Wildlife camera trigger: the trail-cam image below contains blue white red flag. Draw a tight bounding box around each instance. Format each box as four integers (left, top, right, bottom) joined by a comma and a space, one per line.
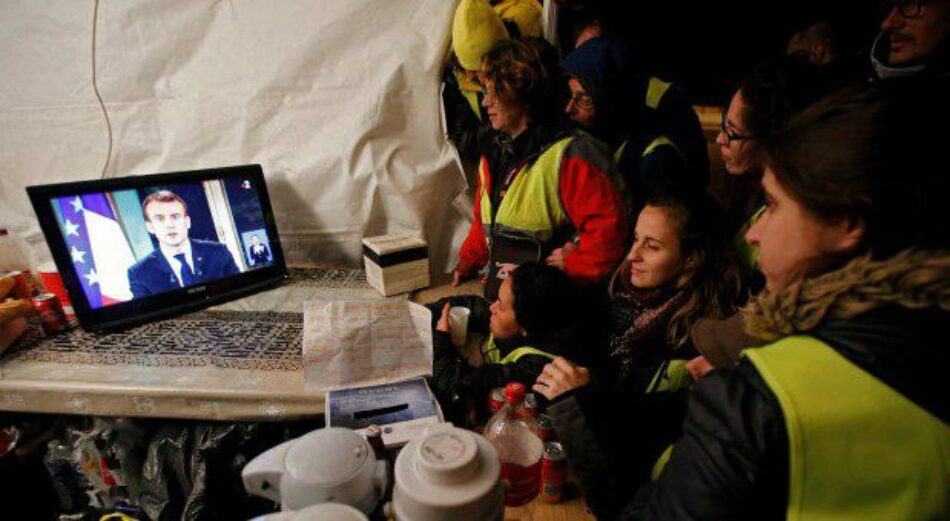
55, 194, 136, 308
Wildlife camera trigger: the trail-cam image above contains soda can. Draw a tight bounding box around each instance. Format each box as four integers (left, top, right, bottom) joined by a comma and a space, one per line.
488, 387, 505, 412
33, 293, 68, 335
9, 270, 37, 299
540, 441, 566, 504
365, 424, 386, 460
536, 414, 555, 442
523, 393, 539, 418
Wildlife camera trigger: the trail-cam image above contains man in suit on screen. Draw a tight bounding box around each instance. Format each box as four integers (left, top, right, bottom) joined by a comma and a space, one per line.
127, 190, 239, 299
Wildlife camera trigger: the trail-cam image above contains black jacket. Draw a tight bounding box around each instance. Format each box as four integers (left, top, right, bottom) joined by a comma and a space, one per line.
625, 303, 947, 520
428, 293, 607, 426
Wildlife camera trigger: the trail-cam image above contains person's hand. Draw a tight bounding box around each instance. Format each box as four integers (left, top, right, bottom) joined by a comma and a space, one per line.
545, 241, 577, 270
436, 303, 451, 332
686, 356, 715, 382
533, 357, 590, 401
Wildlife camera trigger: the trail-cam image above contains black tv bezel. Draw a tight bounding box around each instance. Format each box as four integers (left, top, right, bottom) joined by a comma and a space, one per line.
27, 164, 288, 332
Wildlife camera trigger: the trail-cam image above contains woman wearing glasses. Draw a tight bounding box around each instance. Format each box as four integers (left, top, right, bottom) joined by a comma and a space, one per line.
454, 38, 629, 302
691, 57, 845, 371
561, 37, 709, 212
716, 57, 837, 287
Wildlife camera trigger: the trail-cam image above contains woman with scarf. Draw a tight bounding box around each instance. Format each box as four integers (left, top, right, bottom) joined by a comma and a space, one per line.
560, 79, 949, 520
530, 187, 742, 518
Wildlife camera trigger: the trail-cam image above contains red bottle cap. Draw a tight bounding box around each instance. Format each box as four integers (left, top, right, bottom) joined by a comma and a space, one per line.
504, 382, 526, 405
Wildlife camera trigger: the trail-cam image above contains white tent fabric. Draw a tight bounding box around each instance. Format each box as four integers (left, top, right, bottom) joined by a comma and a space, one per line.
0, 0, 468, 272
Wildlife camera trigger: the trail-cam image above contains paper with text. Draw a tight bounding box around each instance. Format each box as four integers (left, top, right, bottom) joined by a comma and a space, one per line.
303, 299, 433, 390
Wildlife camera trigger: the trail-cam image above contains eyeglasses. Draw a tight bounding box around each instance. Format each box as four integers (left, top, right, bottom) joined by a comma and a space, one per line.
567, 93, 594, 111
720, 110, 754, 145
880, 0, 929, 18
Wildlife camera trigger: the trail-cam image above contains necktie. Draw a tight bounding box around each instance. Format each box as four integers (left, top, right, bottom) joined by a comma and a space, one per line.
174, 253, 196, 286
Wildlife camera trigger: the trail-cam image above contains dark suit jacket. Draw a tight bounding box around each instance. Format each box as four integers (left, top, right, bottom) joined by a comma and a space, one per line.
249, 244, 270, 266
127, 239, 240, 299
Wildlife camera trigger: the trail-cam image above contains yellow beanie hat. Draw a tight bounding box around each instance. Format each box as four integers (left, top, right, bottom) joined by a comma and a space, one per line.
453, 0, 508, 71
492, 0, 543, 38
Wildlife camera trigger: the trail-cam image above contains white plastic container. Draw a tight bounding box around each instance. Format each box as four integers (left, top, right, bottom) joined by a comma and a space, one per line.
242, 427, 386, 514
392, 423, 504, 521
249, 503, 369, 521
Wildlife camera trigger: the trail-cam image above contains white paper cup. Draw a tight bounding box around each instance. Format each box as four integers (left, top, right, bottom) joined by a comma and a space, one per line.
448, 307, 471, 348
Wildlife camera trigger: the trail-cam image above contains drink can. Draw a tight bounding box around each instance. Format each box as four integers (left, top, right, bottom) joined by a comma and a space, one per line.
488, 387, 505, 412
540, 442, 566, 504
10, 270, 37, 299
33, 293, 68, 335
365, 424, 386, 459
523, 393, 539, 418
536, 414, 555, 442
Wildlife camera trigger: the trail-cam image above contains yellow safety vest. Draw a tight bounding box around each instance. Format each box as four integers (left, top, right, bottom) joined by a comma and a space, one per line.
613, 135, 683, 166
645, 77, 672, 110
481, 334, 558, 365
478, 135, 575, 298
745, 336, 950, 521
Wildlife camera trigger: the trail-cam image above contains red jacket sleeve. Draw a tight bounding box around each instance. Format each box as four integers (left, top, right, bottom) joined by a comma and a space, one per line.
456, 157, 490, 275
559, 138, 629, 284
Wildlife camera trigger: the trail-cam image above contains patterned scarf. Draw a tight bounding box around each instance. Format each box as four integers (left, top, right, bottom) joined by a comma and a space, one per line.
608, 284, 689, 378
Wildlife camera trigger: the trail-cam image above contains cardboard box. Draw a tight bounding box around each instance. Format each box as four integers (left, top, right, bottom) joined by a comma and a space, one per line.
362, 233, 429, 296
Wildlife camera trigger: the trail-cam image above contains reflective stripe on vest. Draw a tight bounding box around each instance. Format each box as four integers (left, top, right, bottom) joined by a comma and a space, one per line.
613, 135, 683, 165
646, 77, 672, 110
644, 359, 691, 394
481, 335, 558, 365
479, 136, 573, 242
745, 336, 950, 521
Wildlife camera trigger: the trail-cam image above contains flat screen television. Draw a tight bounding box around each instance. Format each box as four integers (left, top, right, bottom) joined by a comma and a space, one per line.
28, 164, 288, 331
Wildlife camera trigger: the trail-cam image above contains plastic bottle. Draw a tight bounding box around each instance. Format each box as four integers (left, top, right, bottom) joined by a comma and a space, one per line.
482, 382, 544, 507
43, 439, 90, 516
0, 227, 35, 272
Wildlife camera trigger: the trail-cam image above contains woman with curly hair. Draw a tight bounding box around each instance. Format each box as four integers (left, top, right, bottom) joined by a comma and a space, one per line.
453, 38, 629, 302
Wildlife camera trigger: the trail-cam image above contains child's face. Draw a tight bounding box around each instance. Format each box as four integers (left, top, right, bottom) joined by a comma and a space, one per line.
489, 277, 523, 340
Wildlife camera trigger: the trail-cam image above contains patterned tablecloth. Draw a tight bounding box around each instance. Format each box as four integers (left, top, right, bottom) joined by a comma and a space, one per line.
0, 267, 386, 420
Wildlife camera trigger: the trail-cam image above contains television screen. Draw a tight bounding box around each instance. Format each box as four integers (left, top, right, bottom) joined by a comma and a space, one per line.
28, 165, 287, 331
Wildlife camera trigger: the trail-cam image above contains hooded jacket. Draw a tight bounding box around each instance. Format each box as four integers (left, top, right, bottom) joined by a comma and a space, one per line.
623, 249, 950, 520
560, 37, 709, 204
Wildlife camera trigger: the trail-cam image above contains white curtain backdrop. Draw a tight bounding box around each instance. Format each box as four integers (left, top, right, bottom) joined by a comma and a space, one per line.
0, 0, 468, 272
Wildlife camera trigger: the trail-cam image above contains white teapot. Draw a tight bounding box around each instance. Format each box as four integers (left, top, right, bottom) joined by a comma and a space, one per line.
242, 427, 386, 514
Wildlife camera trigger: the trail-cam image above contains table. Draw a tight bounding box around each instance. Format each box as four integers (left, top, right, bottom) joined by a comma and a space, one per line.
0, 267, 381, 420
0, 267, 595, 519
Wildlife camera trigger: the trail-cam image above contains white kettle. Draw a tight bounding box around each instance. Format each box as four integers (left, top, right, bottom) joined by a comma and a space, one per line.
242, 427, 386, 514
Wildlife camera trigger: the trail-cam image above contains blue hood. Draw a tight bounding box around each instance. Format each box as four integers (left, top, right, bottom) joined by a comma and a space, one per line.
561, 37, 636, 120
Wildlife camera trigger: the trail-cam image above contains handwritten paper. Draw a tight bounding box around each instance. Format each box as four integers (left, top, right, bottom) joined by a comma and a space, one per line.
303, 299, 433, 390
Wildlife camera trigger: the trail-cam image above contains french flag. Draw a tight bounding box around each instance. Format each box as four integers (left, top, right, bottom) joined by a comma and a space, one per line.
56, 194, 136, 308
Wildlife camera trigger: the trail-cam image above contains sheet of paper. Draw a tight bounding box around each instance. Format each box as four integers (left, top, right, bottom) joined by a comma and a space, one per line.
303, 299, 433, 390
